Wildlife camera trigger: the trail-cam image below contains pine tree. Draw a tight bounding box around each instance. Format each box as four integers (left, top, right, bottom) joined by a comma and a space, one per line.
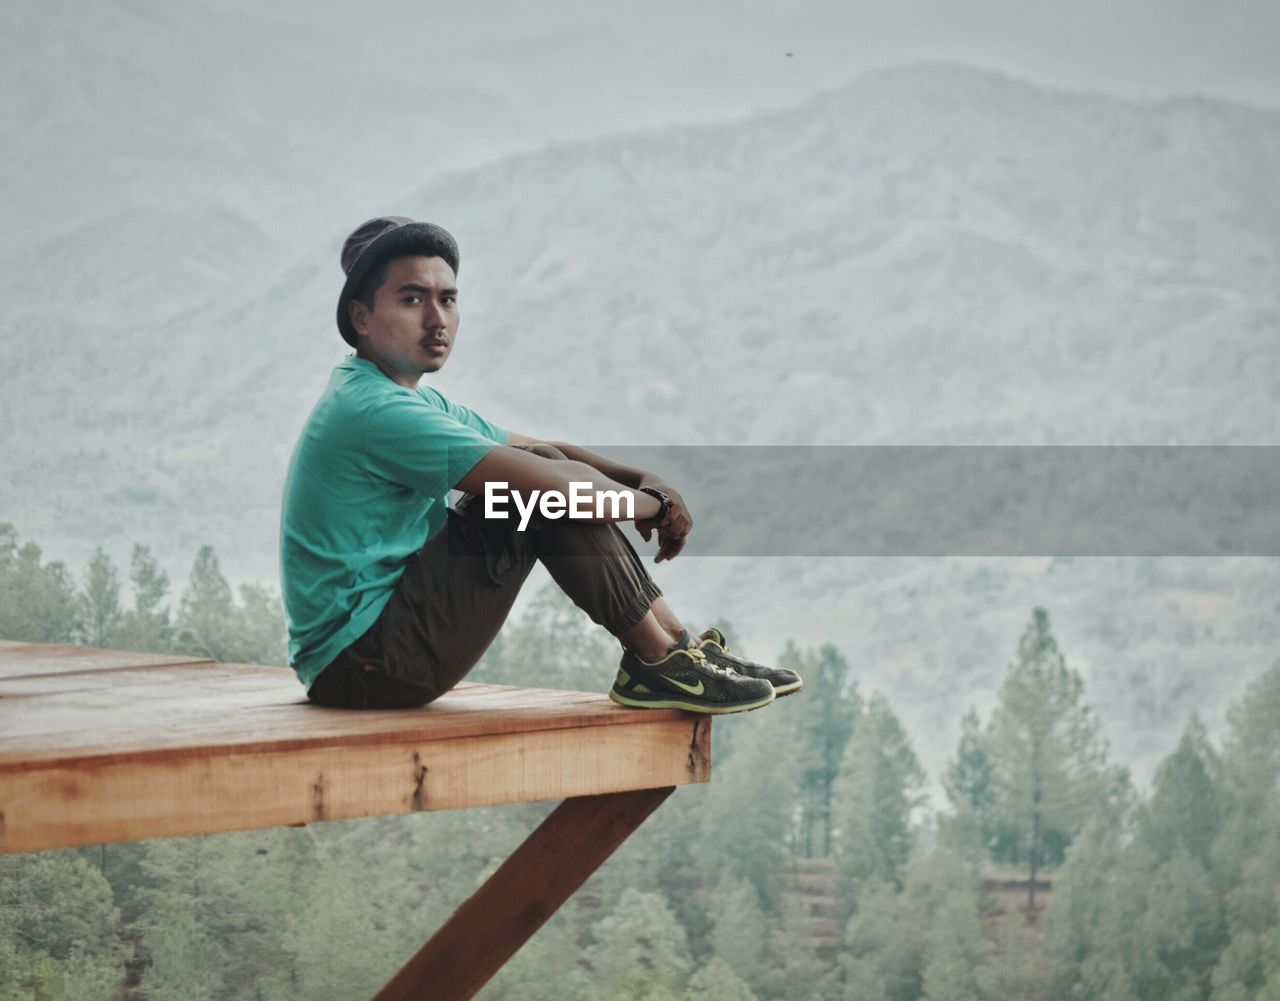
175, 545, 235, 659
841, 881, 917, 1001
1212, 662, 1280, 889
689, 957, 761, 1001
759, 896, 840, 1001
0, 850, 127, 999
171, 546, 287, 664
232, 582, 287, 665
1044, 817, 1127, 999
920, 889, 995, 1001
1208, 663, 1280, 1001
76, 547, 122, 646
135, 839, 233, 1001
788, 643, 861, 859
832, 693, 925, 895
111, 544, 173, 653
708, 876, 771, 990
576, 888, 693, 999
985, 607, 1110, 915
693, 696, 808, 907
943, 707, 999, 862
1140, 715, 1221, 866
0, 523, 79, 642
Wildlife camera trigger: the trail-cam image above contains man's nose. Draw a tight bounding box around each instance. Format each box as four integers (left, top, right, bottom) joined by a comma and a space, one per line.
423, 302, 447, 328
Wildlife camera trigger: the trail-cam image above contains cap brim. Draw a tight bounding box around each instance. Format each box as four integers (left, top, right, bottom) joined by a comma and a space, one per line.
336, 224, 459, 346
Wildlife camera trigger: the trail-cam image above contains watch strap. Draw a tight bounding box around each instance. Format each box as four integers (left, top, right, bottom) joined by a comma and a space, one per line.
638, 486, 672, 521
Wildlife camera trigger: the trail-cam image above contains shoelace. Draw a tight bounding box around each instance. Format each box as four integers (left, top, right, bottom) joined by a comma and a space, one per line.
705, 642, 762, 672
683, 647, 736, 679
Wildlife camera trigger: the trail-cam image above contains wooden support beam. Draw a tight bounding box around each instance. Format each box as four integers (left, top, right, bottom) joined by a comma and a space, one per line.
374, 787, 675, 1001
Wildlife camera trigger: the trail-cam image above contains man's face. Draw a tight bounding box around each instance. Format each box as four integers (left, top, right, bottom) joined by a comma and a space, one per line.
349, 255, 460, 387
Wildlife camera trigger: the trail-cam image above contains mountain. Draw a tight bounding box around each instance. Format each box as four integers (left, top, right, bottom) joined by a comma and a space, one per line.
3, 61, 1278, 798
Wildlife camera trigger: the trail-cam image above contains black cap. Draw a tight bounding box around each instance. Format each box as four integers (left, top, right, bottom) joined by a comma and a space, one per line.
335, 216, 460, 346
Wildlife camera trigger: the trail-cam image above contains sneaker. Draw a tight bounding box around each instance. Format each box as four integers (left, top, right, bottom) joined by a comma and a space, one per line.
695, 627, 804, 697
609, 645, 776, 714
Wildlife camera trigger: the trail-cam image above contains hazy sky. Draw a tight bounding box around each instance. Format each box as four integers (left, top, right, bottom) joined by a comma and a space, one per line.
242, 0, 1280, 108
5, 0, 1277, 263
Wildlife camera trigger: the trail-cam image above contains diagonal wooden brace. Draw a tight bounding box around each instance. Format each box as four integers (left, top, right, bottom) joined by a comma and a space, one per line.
373, 785, 676, 1001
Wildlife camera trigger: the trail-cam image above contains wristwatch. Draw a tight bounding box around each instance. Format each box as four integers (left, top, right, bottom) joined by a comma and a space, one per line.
638, 486, 672, 521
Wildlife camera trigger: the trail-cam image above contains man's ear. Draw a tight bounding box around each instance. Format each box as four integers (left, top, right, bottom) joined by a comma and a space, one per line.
348, 299, 369, 339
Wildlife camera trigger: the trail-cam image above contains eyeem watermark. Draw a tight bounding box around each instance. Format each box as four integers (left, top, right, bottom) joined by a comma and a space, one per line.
484, 481, 633, 531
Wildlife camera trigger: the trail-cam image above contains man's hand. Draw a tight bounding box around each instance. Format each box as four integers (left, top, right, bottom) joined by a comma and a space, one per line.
504, 434, 693, 559
636, 477, 692, 562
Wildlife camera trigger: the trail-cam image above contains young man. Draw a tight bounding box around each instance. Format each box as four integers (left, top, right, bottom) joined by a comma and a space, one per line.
279, 216, 802, 712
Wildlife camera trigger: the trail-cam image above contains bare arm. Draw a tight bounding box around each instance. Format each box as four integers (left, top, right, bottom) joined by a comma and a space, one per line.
503, 431, 692, 561
454, 445, 663, 523
505, 432, 652, 488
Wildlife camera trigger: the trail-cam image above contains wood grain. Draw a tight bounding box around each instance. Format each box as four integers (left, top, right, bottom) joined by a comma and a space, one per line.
0, 643, 714, 854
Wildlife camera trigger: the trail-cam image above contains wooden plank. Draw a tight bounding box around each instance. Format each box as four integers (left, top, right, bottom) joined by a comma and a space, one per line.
0, 647, 701, 768
0, 712, 712, 853
0, 641, 213, 680
374, 787, 676, 1001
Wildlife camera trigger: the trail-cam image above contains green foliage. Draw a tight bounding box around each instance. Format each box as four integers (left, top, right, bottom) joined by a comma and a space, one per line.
6, 540, 1279, 1001
758, 896, 840, 1001
74, 548, 121, 647
689, 956, 761, 1001
1043, 816, 1127, 998
0, 523, 79, 642
1045, 660, 1280, 1001
943, 707, 999, 858
1207, 663, 1280, 1001
921, 889, 996, 1001
472, 583, 619, 692
839, 837, 985, 1001
985, 608, 1114, 882
833, 693, 926, 895
841, 880, 920, 1001
110, 544, 174, 653
173, 545, 286, 664
784, 643, 861, 859
1140, 716, 1222, 866
708, 877, 771, 989
0, 527, 285, 665
692, 691, 810, 907
576, 888, 693, 999
0, 851, 126, 1000
480, 909, 579, 1001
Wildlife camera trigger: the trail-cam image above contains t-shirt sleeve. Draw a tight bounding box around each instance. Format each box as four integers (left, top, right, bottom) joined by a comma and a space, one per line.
363, 394, 502, 496
420, 386, 509, 446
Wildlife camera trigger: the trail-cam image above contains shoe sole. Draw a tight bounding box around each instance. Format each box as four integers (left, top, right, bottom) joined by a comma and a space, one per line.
608, 686, 776, 715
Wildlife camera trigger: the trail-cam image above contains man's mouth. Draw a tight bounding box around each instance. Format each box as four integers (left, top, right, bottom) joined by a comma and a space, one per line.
423, 341, 448, 351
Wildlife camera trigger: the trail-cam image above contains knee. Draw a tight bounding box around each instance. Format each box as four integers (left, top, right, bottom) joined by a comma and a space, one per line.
518, 442, 569, 461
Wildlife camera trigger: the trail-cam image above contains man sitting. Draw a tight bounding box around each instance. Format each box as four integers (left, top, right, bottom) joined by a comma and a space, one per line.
279, 217, 802, 712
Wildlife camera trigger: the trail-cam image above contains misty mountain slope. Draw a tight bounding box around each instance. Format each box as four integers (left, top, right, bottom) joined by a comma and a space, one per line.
3, 62, 1278, 801
400, 63, 1279, 446
4, 62, 1278, 580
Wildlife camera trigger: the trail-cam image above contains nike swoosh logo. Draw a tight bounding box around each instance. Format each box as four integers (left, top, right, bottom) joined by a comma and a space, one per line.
667, 676, 705, 696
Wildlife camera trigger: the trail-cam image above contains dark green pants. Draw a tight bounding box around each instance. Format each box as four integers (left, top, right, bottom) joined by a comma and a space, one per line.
307, 445, 662, 709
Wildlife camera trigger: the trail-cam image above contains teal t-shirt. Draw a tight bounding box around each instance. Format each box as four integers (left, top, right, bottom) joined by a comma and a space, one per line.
279, 356, 508, 690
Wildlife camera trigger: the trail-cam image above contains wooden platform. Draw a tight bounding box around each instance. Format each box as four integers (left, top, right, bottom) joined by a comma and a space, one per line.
0, 641, 711, 854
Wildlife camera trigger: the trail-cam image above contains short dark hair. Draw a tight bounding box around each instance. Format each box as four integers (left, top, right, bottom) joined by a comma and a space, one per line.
353, 254, 394, 314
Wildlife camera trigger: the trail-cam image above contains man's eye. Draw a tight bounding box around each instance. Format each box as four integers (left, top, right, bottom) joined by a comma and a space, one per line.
403, 296, 422, 305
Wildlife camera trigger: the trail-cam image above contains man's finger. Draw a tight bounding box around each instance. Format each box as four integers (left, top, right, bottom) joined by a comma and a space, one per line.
656, 534, 687, 562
